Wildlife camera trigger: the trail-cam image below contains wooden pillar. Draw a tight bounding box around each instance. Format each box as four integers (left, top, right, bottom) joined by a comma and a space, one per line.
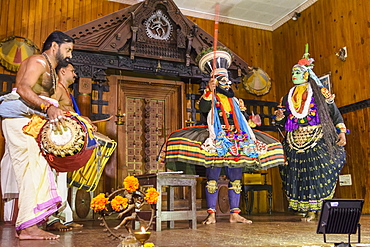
78, 78, 92, 118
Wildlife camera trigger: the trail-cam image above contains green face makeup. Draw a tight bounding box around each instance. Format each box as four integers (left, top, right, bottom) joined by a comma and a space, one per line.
292, 67, 308, 85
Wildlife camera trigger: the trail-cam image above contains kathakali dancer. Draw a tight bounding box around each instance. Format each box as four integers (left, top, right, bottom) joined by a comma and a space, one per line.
164, 47, 285, 224
275, 45, 347, 221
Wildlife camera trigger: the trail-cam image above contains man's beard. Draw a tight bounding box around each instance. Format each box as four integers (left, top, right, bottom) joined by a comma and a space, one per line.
216, 86, 234, 98
56, 49, 69, 63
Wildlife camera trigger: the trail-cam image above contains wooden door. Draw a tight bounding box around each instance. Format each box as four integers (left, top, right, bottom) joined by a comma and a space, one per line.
116, 76, 184, 179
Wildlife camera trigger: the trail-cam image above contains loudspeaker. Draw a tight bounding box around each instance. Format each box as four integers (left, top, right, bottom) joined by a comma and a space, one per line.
317, 199, 364, 246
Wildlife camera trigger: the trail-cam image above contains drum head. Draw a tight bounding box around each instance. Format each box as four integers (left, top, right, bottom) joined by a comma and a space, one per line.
94, 132, 115, 148
40, 117, 86, 157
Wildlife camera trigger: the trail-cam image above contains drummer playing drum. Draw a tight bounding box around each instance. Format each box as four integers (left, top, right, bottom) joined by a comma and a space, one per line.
0, 31, 74, 240
45, 60, 85, 231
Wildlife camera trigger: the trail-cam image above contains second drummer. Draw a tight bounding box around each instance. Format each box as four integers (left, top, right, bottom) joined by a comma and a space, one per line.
53, 60, 77, 112
45, 60, 85, 231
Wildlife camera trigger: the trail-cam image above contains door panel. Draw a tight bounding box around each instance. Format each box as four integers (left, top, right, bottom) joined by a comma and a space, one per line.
117, 76, 184, 178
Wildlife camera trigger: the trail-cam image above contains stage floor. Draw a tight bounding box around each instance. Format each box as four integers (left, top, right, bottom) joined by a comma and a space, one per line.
1, 212, 370, 247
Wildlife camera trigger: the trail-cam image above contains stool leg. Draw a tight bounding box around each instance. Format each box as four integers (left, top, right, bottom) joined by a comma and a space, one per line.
168, 186, 175, 229
268, 190, 272, 215
156, 182, 162, 231
190, 181, 197, 229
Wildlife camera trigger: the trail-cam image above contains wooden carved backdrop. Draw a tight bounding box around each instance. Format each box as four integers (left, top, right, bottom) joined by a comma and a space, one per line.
126, 98, 165, 174
116, 76, 184, 179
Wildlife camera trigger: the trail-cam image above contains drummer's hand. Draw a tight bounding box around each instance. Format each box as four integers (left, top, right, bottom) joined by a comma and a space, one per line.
208, 78, 218, 92
47, 105, 66, 132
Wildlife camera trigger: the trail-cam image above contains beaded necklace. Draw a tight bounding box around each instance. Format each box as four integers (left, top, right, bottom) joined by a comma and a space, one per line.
58, 81, 72, 100
42, 52, 56, 95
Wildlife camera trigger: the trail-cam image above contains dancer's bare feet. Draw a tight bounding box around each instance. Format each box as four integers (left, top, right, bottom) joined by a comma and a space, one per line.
230, 213, 252, 223
46, 221, 72, 232
68, 222, 83, 228
18, 225, 60, 240
202, 213, 216, 224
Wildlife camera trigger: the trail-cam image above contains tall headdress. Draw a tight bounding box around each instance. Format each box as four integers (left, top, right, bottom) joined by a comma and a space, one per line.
196, 46, 233, 77
294, 43, 323, 87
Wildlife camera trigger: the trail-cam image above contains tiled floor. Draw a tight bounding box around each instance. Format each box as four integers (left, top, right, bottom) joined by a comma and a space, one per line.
1, 212, 370, 247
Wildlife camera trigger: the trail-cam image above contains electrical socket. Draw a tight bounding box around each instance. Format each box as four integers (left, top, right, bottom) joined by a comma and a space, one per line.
339, 174, 352, 186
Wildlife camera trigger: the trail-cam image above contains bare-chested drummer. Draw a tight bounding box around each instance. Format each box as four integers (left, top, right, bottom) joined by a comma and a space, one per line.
0, 31, 74, 240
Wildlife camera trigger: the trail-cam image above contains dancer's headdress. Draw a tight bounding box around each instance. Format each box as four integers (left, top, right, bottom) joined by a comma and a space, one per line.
294, 43, 323, 87
196, 47, 233, 77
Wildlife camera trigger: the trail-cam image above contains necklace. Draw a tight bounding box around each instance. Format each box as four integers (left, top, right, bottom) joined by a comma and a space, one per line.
42, 52, 56, 95
287, 83, 313, 119
58, 81, 72, 100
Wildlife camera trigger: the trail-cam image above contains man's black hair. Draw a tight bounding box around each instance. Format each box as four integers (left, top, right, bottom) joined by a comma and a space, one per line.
56, 60, 74, 74
42, 31, 74, 52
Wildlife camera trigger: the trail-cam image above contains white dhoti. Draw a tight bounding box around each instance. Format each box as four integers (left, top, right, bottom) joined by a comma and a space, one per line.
3, 199, 17, 222
1, 117, 61, 231
47, 172, 74, 226
56, 172, 73, 224
1, 146, 19, 200
1, 143, 19, 222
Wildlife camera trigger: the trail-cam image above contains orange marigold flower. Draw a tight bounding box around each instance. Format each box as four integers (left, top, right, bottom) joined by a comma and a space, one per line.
123, 176, 139, 193
144, 188, 160, 204
111, 195, 129, 211
90, 193, 110, 212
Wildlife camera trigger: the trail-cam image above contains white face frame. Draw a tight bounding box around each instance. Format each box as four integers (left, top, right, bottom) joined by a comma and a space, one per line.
292, 66, 309, 85
216, 75, 232, 89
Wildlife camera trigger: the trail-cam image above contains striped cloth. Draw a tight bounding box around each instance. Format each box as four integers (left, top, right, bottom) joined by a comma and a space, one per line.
165, 125, 285, 173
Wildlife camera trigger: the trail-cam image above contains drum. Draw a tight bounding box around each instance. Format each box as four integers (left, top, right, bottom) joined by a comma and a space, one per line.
67, 132, 117, 192
37, 115, 95, 172
39, 116, 86, 157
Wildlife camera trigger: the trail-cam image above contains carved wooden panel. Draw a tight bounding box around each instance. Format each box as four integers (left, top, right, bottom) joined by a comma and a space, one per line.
125, 97, 171, 175
78, 77, 92, 94
118, 76, 184, 177
124, 97, 166, 175
126, 98, 144, 175
144, 99, 166, 174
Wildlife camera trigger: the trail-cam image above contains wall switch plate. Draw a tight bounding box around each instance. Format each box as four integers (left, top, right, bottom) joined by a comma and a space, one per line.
339, 174, 352, 186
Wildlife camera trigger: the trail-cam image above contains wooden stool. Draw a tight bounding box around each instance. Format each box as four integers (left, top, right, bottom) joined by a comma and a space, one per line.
136, 173, 198, 231
243, 173, 272, 215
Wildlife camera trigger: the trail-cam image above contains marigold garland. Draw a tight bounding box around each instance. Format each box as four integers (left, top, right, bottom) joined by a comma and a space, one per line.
91, 177, 160, 213
90, 193, 110, 212
144, 188, 160, 204
111, 195, 129, 211
123, 176, 139, 193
